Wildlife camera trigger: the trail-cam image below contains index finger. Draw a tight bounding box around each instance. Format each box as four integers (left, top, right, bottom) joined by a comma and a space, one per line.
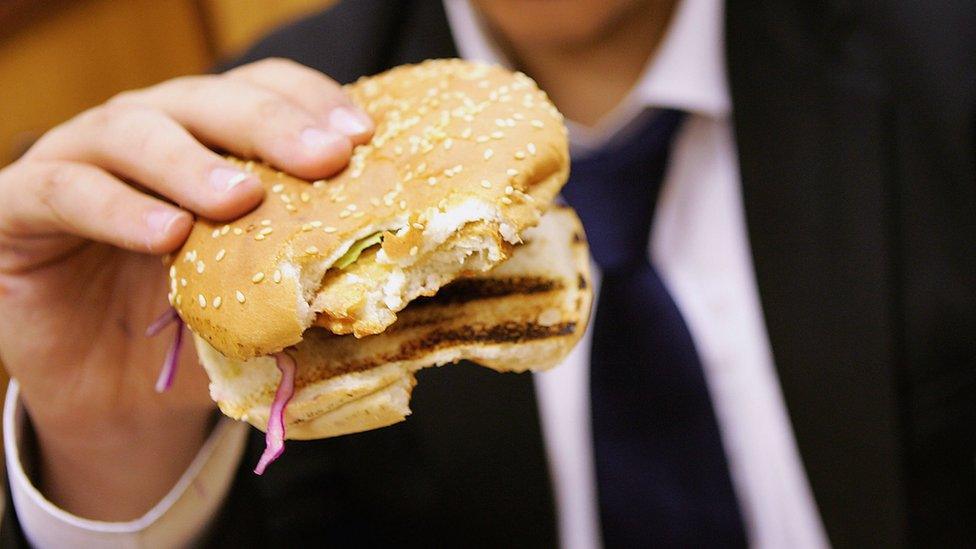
225, 58, 375, 145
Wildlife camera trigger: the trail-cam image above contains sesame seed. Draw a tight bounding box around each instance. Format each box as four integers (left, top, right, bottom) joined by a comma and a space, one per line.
428, 177, 438, 186
196, 261, 205, 274
175, 295, 182, 306
370, 197, 381, 206
501, 196, 513, 205
409, 246, 419, 256
236, 291, 246, 303
531, 119, 544, 128
481, 179, 492, 189
412, 222, 425, 230
476, 135, 489, 143
340, 210, 351, 218
259, 227, 273, 236
216, 249, 226, 262
285, 204, 297, 212
491, 131, 504, 139
272, 183, 285, 193
484, 149, 494, 160
252, 272, 265, 283
310, 220, 323, 228
495, 118, 506, 127
312, 180, 325, 188
453, 164, 463, 173
212, 296, 222, 309
416, 162, 427, 173
324, 226, 337, 233
212, 229, 220, 238
302, 223, 313, 232
273, 270, 282, 283
505, 185, 514, 195
300, 192, 311, 203
306, 246, 319, 254
515, 150, 526, 160
280, 194, 291, 203
438, 198, 448, 210
353, 211, 365, 218
507, 168, 520, 177
233, 228, 244, 235
169, 265, 176, 278
255, 234, 266, 241
527, 143, 537, 155
181, 278, 188, 287
221, 225, 231, 235
461, 128, 472, 139
399, 200, 407, 210
347, 203, 358, 211
198, 294, 207, 308
261, 219, 272, 226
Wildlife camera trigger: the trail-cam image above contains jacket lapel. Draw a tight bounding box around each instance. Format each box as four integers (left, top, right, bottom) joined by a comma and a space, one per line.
726, 2, 908, 546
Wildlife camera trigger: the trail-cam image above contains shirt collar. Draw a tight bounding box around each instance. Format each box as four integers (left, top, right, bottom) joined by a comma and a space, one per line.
443, 0, 730, 149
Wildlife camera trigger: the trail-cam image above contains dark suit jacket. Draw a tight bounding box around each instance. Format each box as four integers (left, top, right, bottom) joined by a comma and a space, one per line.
4, 1, 975, 547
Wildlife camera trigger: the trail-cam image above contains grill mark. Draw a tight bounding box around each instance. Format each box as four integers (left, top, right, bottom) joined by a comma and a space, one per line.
383, 311, 462, 332
298, 321, 577, 385
394, 321, 577, 359
577, 273, 587, 290
409, 276, 563, 307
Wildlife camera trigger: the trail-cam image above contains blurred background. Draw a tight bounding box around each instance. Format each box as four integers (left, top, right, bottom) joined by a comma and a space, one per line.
0, 0, 334, 433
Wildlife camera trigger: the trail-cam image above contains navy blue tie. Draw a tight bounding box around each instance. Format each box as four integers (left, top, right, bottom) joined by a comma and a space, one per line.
561, 110, 747, 548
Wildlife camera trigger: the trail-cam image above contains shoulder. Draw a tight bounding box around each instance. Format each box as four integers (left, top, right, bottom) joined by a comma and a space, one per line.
218, 0, 405, 83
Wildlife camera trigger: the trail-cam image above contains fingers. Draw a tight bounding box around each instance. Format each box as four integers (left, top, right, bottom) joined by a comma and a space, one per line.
225, 58, 374, 145
0, 160, 193, 256
111, 74, 354, 179
26, 103, 264, 221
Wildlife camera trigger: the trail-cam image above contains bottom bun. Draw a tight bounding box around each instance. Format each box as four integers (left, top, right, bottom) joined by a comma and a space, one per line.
195, 205, 592, 440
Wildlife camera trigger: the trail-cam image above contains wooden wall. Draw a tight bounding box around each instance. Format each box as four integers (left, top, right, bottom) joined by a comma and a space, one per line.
0, 0, 334, 166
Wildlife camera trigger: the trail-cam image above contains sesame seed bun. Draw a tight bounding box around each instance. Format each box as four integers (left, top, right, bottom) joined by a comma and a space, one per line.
169, 59, 569, 360
196, 206, 592, 440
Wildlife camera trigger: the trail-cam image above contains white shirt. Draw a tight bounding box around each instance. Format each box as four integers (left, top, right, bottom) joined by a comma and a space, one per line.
4, 0, 830, 547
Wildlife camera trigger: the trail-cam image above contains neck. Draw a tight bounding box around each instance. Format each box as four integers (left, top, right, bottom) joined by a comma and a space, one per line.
492, 2, 678, 127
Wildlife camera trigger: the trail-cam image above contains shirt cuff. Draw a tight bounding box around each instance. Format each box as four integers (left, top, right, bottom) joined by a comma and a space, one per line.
3, 379, 249, 548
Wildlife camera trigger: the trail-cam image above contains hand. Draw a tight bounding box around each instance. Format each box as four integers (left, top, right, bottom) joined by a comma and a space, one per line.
0, 58, 373, 520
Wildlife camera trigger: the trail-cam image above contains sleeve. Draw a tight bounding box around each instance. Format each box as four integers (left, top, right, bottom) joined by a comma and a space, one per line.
1, 380, 249, 548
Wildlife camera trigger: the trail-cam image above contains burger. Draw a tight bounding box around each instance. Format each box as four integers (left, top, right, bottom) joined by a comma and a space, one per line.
155, 59, 592, 473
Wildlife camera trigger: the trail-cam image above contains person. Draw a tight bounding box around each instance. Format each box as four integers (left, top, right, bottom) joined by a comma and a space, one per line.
0, 0, 973, 546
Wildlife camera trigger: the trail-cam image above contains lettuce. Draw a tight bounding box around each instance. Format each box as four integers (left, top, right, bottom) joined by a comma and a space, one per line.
333, 232, 383, 270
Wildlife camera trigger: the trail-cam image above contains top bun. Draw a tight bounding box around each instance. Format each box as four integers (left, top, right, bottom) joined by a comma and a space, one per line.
168, 59, 569, 360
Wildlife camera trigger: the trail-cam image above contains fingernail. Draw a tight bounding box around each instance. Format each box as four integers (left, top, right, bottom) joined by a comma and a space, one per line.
145, 209, 181, 234
328, 107, 372, 136
209, 167, 254, 193
301, 127, 346, 154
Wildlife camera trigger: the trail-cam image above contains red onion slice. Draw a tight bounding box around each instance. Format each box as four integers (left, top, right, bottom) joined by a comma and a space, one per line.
155, 318, 184, 393
145, 307, 178, 337
254, 352, 297, 475
146, 307, 183, 393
